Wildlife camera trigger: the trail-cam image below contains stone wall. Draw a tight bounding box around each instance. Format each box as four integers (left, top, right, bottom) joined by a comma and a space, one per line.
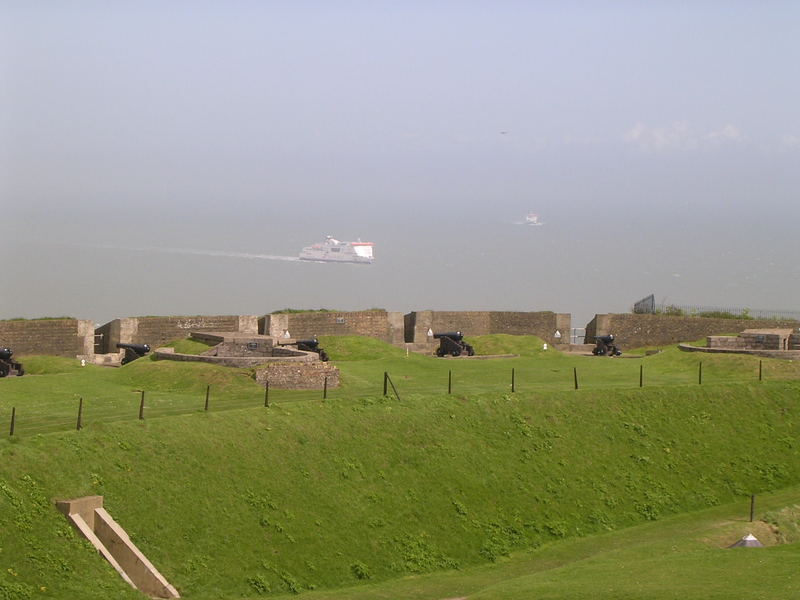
707, 336, 746, 350
96, 315, 258, 352
740, 332, 784, 350
791, 334, 800, 350
405, 311, 570, 344
679, 343, 800, 360
154, 349, 313, 367
586, 313, 800, 349
0, 319, 95, 358
254, 361, 340, 390
260, 311, 405, 344
709, 330, 795, 351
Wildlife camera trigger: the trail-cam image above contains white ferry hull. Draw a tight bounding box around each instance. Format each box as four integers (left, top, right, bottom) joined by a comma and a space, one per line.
299, 237, 374, 264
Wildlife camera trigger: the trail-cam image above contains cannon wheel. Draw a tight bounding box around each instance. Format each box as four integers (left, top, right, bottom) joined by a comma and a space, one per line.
435, 348, 444, 357
0, 363, 9, 378
451, 350, 461, 357
318, 349, 329, 362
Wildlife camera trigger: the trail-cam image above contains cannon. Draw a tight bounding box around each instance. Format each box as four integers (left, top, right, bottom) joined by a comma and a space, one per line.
116, 342, 151, 365
295, 339, 329, 362
433, 332, 475, 357
0, 347, 24, 377
592, 334, 621, 357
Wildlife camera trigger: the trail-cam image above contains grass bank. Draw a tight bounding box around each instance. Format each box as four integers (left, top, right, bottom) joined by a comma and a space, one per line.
1, 373, 799, 598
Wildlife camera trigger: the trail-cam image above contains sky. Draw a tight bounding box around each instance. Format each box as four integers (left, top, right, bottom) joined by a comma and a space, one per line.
2, 1, 799, 329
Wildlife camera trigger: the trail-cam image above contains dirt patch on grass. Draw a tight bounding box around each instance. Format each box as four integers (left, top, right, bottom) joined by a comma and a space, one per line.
701, 519, 781, 548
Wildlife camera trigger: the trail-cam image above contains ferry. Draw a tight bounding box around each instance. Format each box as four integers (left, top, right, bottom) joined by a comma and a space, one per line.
299, 236, 374, 264
525, 212, 542, 226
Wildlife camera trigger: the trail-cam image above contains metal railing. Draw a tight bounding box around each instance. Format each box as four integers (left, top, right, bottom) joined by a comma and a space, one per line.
650, 304, 800, 321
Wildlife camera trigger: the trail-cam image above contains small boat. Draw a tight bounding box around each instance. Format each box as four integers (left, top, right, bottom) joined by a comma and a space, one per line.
525, 212, 542, 226
299, 236, 374, 264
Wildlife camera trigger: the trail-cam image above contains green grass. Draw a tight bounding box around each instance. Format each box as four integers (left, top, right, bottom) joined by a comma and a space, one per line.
161, 337, 216, 355
1, 336, 800, 598
266, 485, 800, 599
4, 335, 800, 436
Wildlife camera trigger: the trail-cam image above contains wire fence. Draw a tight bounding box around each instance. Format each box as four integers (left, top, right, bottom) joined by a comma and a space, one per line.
4, 360, 794, 437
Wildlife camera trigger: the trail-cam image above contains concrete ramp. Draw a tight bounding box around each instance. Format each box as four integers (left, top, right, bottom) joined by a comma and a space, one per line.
56, 496, 179, 598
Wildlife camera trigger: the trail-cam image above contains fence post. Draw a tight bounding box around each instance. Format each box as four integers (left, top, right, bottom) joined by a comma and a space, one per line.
759, 360, 762, 382
205, 384, 210, 411
511, 368, 516, 393
9, 407, 15, 436
264, 381, 270, 407
639, 364, 643, 388
77, 397, 83, 430
750, 494, 756, 522
573, 367, 579, 390
386, 372, 401, 401
698, 362, 703, 385
323, 376, 328, 400
383, 371, 388, 396
448, 370, 452, 395
138, 391, 145, 420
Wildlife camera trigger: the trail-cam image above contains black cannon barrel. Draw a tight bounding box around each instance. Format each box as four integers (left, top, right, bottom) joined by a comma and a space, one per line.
295, 339, 319, 349
116, 343, 151, 354
595, 335, 615, 343
0, 347, 13, 360
433, 331, 463, 341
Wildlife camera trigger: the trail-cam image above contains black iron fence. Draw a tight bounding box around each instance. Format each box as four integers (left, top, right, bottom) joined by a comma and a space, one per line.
632, 294, 800, 321
651, 304, 800, 321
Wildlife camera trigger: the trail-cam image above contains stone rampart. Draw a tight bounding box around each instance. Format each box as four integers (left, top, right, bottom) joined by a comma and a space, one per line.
587, 313, 800, 349
260, 311, 405, 344
679, 343, 800, 360
405, 311, 570, 344
0, 318, 95, 358
254, 361, 340, 390
154, 349, 313, 367
96, 315, 258, 352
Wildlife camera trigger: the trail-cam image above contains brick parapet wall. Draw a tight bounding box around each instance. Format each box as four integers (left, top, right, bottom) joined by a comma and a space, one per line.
0, 319, 95, 358
406, 311, 570, 344
587, 314, 800, 349
96, 316, 257, 352
260, 311, 405, 344
254, 362, 340, 390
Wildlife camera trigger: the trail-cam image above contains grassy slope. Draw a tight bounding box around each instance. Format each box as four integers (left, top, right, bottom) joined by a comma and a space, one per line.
1, 336, 800, 598
161, 338, 216, 355
6, 336, 799, 436
269, 484, 800, 600
1, 387, 799, 597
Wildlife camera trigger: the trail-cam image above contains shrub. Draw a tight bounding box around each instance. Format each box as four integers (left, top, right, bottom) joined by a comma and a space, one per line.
350, 562, 370, 580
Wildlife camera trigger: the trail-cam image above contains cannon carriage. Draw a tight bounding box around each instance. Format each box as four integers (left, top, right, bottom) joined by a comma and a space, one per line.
592, 335, 621, 357
295, 339, 329, 362
433, 332, 475, 357
0, 347, 24, 377
116, 343, 151, 365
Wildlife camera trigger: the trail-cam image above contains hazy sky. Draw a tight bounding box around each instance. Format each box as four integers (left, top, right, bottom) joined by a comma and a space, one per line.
2, 1, 799, 328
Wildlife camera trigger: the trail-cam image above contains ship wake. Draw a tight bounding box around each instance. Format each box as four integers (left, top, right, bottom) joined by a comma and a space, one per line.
93, 244, 301, 262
